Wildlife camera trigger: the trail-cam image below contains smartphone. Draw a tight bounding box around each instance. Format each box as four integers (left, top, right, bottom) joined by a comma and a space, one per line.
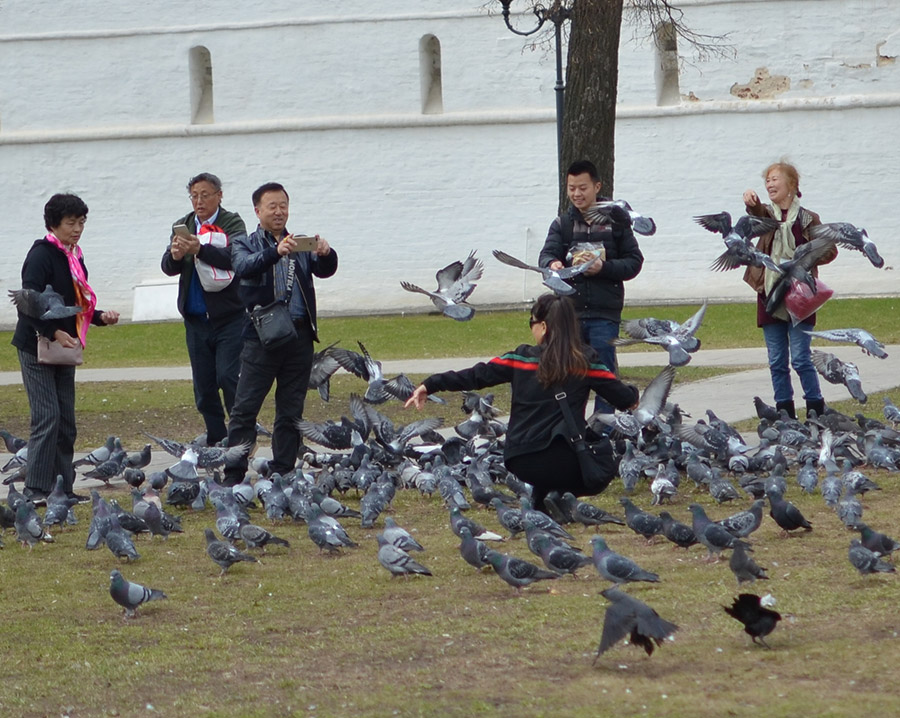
172, 224, 192, 239
289, 235, 318, 252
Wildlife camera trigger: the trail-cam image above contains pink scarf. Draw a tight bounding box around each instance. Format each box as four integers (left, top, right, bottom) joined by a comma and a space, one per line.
45, 233, 96, 347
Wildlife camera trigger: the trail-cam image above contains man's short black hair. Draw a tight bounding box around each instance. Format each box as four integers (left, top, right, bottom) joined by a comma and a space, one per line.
252, 182, 289, 207
44, 193, 89, 231
186, 173, 223, 193
566, 160, 599, 182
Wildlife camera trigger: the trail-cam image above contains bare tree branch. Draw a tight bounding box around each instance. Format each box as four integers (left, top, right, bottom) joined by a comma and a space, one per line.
624, 0, 735, 62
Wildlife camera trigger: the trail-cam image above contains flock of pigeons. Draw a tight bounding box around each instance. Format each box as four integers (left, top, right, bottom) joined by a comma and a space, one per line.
2, 202, 896, 662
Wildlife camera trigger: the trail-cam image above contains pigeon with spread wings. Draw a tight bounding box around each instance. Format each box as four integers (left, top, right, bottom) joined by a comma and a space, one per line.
400, 251, 483, 321
492, 249, 593, 296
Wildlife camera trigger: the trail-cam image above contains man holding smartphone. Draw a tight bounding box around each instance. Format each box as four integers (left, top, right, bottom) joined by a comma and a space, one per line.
161, 172, 247, 445
222, 182, 338, 485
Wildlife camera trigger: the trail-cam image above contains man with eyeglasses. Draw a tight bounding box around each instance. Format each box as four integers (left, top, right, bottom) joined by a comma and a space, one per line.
161, 172, 247, 445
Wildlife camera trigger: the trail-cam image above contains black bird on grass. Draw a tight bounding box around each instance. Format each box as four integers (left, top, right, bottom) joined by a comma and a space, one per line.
594, 588, 678, 663
723, 593, 782, 648
767, 490, 812, 535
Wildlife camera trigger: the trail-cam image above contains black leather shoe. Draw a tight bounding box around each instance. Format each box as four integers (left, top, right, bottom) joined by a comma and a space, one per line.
66, 491, 90, 504
542, 491, 569, 524
23, 487, 49, 506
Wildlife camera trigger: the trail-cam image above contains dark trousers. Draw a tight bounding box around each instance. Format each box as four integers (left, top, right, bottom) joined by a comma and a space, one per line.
505, 436, 591, 510
18, 349, 77, 493
223, 322, 314, 484
184, 314, 243, 444
580, 317, 619, 414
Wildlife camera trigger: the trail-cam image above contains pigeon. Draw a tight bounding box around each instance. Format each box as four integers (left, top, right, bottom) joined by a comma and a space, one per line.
449, 506, 503, 542
717, 499, 765, 539
109, 569, 167, 618
238, 523, 290, 551
695, 212, 782, 272
883, 397, 900, 427
589, 364, 676, 440
491, 499, 526, 537
492, 248, 593, 296
613, 302, 707, 366
854, 523, 900, 558
809, 222, 884, 268
848, 539, 896, 576
532, 533, 592, 577
306, 503, 358, 553
330, 341, 392, 403
753, 396, 779, 423
457, 525, 492, 570
688, 503, 749, 560
767, 490, 812, 535
590, 536, 660, 585
729, 543, 768, 585
650, 471, 677, 506
15, 501, 53, 548
308, 341, 342, 401
811, 350, 866, 403
519, 497, 575, 541
400, 251, 483, 321
805, 328, 888, 359
594, 588, 677, 662
723, 593, 782, 648
620, 497, 663, 541
73, 435, 117, 468
123, 444, 152, 470
559, 492, 625, 529
9, 284, 83, 320
204, 528, 258, 575
585, 199, 657, 236
658, 511, 698, 549
42, 475, 77, 529
381, 516, 424, 553
0, 428, 28, 453
376, 534, 432, 578
105, 513, 140, 562
484, 549, 560, 591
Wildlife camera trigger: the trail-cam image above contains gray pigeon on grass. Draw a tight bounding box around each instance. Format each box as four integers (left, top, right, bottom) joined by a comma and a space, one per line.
109, 569, 167, 618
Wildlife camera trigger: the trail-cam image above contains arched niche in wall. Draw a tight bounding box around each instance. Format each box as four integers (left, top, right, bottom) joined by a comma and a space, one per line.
654, 22, 680, 106
419, 34, 443, 114
190, 45, 214, 124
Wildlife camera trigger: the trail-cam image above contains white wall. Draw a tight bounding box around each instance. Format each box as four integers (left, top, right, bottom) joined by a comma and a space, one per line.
1, 0, 898, 326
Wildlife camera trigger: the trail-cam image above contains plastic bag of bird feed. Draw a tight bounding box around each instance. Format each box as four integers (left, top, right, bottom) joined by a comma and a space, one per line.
785, 277, 833, 325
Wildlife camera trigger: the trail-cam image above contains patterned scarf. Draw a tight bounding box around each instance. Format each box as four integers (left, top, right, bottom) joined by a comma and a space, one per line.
763, 196, 801, 321
44, 233, 96, 347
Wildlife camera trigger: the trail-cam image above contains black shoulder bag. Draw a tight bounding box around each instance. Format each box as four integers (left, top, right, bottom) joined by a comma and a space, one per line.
555, 391, 615, 494
249, 256, 297, 349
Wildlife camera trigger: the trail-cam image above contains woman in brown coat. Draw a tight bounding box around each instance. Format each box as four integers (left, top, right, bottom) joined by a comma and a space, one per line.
742, 161, 837, 420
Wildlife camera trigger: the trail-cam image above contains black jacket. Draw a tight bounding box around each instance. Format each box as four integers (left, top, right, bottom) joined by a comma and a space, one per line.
160, 206, 246, 321
12, 239, 108, 355
232, 226, 338, 341
422, 344, 638, 461
539, 205, 644, 322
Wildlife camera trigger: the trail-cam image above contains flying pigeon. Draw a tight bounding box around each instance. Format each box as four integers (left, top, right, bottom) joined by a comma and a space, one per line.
805, 328, 888, 359
109, 569, 167, 618
594, 588, 677, 662
492, 249, 593, 296
764, 236, 837, 316
695, 212, 782, 272
400, 251, 483, 321
811, 350, 866, 403
9, 284, 83, 320
809, 222, 884, 268
613, 302, 707, 366
589, 364, 675, 440
585, 199, 657, 236
723, 593, 782, 648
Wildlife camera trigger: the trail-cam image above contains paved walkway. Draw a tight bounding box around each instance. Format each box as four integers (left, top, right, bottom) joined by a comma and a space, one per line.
2, 345, 897, 500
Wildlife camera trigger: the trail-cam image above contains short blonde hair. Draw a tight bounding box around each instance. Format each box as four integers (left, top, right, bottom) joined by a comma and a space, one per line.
763, 161, 801, 198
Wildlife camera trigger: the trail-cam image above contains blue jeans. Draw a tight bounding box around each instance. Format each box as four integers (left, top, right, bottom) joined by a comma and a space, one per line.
762, 320, 822, 403
184, 314, 243, 444
580, 318, 619, 414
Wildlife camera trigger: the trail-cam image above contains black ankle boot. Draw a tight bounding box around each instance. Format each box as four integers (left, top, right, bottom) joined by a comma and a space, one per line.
806, 398, 825, 419
775, 400, 796, 420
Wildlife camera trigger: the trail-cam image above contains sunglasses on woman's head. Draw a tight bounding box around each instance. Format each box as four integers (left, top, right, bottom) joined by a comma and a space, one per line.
529, 317, 541, 327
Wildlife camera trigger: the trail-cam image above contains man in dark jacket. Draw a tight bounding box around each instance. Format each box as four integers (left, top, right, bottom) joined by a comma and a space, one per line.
222, 182, 338, 485
161, 172, 247, 444
539, 160, 644, 411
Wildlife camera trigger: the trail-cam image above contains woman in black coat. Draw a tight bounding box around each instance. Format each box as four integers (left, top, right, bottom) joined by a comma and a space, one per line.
406, 294, 638, 511
11, 193, 119, 505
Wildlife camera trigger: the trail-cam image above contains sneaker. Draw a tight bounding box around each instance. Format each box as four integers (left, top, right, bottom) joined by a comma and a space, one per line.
23, 487, 49, 506
66, 491, 90, 504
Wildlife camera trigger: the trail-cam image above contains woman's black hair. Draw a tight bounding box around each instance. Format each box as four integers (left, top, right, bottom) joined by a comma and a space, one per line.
44, 193, 88, 231
530, 293, 589, 387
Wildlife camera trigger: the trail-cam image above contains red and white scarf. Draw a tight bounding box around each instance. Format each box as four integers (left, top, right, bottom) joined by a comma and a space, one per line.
45, 233, 96, 347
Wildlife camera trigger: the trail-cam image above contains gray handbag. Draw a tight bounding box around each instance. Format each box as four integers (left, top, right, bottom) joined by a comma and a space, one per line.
36, 334, 83, 366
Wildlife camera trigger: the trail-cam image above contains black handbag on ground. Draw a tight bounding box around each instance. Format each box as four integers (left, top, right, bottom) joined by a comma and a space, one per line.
555, 391, 615, 494
248, 256, 297, 349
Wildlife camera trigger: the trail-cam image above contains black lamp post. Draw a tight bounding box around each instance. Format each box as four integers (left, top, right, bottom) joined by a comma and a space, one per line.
497, 1, 574, 172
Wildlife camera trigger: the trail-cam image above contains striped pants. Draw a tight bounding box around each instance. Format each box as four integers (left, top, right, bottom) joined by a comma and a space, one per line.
18, 349, 77, 493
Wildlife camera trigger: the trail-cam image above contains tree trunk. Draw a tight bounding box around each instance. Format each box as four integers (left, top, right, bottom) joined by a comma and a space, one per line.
559, 0, 624, 212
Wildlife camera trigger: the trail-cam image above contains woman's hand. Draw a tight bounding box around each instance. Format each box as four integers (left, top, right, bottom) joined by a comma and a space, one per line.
100, 311, 120, 325
404, 385, 428, 410
53, 329, 80, 348
743, 189, 760, 207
